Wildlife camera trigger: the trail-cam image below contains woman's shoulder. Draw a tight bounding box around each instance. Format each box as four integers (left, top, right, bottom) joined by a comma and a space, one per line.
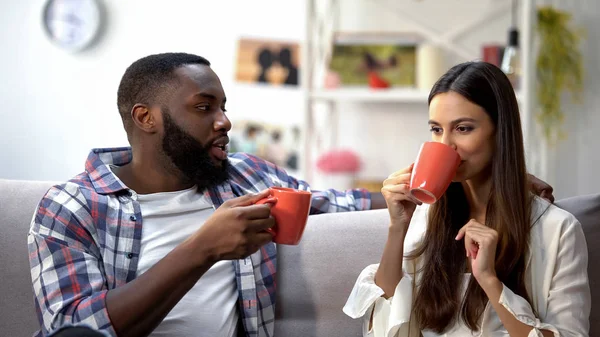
530, 196, 583, 242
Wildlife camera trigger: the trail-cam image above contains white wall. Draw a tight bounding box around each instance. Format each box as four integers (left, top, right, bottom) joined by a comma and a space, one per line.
0, 0, 306, 181
543, 0, 600, 198
1, 0, 599, 199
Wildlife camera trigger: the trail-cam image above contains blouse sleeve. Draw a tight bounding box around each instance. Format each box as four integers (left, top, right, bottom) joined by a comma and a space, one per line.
497, 218, 590, 336
343, 264, 421, 337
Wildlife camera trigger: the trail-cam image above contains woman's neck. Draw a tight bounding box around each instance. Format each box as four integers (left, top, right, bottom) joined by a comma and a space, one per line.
461, 172, 493, 223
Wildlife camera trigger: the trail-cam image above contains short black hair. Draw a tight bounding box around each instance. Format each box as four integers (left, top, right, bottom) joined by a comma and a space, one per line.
117, 52, 210, 133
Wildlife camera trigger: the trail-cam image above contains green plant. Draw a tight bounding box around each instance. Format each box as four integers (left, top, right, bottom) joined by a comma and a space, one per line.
536, 6, 584, 144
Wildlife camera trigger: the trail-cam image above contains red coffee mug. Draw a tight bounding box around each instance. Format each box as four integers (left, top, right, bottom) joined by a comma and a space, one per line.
409, 142, 461, 204
255, 187, 312, 245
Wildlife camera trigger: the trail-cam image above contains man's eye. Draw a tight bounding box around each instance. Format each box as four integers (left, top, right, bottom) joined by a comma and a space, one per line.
196, 105, 209, 111
429, 127, 442, 133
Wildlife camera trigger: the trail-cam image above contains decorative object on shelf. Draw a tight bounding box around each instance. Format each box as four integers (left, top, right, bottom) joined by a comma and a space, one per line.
42, 0, 105, 52
500, 0, 521, 90
229, 120, 301, 173
535, 5, 584, 144
235, 37, 300, 86
481, 44, 505, 68
415, 44, 446, 91
367, 71, 391, 89
324, 71, 341, 89
314, 149, 362, 191
328, 32, 419, 87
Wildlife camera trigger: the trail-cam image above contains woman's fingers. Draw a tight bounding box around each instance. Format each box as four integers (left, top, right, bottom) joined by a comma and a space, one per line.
456, 220, 498, 258
383, 173, 412, 187
381, 184, 422, 205
387, 163, 414, 177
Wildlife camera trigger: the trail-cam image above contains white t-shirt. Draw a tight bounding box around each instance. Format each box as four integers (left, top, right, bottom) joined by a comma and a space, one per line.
344, 197, 591, 337
136, 185, 239, 337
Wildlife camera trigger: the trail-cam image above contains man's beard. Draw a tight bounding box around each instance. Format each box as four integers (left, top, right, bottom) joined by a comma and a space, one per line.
161, 110, 230, 191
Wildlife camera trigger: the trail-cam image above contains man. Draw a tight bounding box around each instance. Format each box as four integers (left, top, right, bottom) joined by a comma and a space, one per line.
28, 53, 553, 337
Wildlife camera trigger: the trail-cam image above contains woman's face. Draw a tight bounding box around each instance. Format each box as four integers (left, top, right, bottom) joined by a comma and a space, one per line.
428, 91, 496, 182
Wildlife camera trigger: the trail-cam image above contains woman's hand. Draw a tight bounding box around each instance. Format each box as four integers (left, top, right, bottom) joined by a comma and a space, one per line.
381, 164, 422, 232
455, 219, 499, 285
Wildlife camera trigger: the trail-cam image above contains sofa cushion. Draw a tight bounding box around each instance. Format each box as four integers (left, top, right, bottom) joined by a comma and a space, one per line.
555, 193, 600, 336
275, 209, 390, 337
276, 194, 600, 337
0, 179, 56, 336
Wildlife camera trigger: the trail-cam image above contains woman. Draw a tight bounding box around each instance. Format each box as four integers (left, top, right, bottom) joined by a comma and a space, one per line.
343, 62, 590, 337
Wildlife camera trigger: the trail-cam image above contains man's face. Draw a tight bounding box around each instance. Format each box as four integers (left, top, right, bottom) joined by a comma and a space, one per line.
159, 64, 232, 191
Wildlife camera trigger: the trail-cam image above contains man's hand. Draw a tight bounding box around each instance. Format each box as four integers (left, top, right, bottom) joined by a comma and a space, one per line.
528, 174, 554, 203
192, 189, 276, 263
106, 190, 276, 337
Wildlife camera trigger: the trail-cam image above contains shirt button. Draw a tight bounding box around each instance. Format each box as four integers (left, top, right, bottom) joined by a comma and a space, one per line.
127, 253, 134, 259
129, 215, 137, 221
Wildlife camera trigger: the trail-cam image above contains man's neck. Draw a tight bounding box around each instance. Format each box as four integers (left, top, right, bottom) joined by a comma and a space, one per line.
114, 156, 194, 195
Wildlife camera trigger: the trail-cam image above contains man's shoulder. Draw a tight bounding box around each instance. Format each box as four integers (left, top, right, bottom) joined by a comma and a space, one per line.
228, 152, 277, 171
227, 152, 281, 180
226, 152, 295, 191
40, 172, 101, 212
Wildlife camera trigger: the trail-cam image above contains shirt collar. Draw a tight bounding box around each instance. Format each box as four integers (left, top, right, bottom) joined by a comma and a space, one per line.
85, 147, 132, 195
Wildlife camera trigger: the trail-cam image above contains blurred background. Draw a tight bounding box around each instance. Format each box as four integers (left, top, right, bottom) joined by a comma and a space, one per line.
1, 0, 598, 200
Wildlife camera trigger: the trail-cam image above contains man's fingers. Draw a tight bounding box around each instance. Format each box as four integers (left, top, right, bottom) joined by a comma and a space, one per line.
248, 232, 275, 250
229, 189, 272, 207
247, 217, 276, 232
540, 190, 555, 203
237, 203, 274, 220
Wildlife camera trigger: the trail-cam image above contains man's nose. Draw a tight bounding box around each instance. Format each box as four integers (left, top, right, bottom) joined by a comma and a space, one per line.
214, 110, 231, 132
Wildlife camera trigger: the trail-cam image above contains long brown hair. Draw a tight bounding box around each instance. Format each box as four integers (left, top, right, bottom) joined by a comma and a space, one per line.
407, 62, 533, 333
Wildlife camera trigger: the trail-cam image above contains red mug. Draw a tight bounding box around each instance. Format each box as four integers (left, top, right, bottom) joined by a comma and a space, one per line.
409, 142, 461, 204
255, 187, 312, 245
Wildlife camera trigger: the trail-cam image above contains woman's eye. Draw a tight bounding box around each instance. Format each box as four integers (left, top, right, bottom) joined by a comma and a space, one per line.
456, 125, 474, 133
429, 127, 442, 134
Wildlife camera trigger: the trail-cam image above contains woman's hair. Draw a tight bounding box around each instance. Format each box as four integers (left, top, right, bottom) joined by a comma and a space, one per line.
407, 61, 532, 333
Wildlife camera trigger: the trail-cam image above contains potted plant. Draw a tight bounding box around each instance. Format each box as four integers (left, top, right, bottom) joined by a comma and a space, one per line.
535, 6, 584, 144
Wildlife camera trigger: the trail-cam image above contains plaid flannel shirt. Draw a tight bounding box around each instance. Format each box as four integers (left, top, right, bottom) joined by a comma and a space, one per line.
28, 147, 371, 337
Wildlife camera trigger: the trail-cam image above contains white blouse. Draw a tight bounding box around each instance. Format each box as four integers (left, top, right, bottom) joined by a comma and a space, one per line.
343, 197, 591, 337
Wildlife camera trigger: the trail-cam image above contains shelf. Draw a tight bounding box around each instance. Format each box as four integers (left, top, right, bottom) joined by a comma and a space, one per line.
310, 88, 430, 103
311, 87, 524, 104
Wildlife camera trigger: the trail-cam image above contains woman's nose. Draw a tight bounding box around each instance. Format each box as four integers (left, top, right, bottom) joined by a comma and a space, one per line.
440, 136, 457, 150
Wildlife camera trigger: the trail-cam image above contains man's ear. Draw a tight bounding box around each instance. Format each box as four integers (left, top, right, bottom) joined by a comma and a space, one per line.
131, 104, 159, 134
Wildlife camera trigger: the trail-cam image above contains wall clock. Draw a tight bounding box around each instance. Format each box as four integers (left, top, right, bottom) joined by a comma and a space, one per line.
42, 0, 104, 52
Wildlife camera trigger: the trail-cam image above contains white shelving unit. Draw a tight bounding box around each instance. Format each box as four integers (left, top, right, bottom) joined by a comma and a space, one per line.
301, 0, 538, 183
311, 88, 430, 103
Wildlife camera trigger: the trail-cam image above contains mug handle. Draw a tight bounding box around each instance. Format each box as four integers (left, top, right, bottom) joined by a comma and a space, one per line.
255, 197, 278, 237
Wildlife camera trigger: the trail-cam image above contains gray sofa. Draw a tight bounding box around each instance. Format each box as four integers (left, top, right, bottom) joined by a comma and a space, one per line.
1, 179, 598, 336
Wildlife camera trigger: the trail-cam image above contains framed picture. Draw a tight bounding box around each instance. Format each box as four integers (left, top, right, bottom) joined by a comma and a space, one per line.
235, 37, 300, 86
328, 32, 420, 87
